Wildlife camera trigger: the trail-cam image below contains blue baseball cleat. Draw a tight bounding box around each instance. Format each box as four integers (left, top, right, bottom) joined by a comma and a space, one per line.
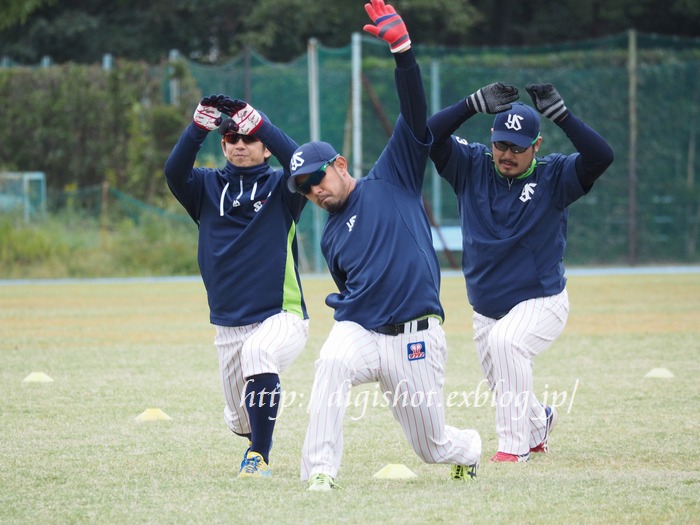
240, 438, 272, 469
239, 452, 272, 478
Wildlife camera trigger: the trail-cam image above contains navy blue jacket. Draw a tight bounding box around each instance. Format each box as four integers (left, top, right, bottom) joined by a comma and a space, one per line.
429, 103, 614, 318
321, 50, 445, 329
164, 120, 309, 326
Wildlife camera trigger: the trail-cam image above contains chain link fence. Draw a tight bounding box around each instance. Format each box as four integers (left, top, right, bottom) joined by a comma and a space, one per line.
167, 31, 700, 268
3, 32, 700, 271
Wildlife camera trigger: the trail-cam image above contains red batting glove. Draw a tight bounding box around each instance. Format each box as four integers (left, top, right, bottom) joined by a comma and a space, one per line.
363, 0, 411, 53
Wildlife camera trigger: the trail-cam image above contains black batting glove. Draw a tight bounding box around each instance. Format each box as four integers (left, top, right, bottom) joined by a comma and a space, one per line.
466, 82, 519, 114
525, 83, 569, 123
216, 96, 246, 117
218, 118, 239, 135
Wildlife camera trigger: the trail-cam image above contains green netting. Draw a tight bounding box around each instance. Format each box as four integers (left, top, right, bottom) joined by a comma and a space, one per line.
53, 185, 193, 227
173, 32, 700, 267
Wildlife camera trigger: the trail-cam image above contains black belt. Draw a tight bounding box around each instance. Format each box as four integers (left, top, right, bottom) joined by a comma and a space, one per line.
374, 318, 430, 336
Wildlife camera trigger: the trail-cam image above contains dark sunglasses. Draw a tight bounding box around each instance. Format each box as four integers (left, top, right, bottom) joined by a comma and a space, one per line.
223, 133, 259, 145
493, 133, 540, 154
295, 155, 339, 194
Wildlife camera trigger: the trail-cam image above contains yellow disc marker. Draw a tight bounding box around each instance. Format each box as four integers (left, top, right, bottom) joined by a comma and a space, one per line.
373, 464, 417, 479
135, 408, 172, 422
22, 372, 54, 383
644, 368, 675, 378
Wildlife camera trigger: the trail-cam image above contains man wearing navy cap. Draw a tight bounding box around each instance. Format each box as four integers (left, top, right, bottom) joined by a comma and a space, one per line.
428, 83, 614, 462
289, 0, 482, 492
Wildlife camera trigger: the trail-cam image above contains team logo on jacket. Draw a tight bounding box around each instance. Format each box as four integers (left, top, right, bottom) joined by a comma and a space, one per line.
346, 214, 356, 232
519, 183, 537, 202
407, 342, 426, 361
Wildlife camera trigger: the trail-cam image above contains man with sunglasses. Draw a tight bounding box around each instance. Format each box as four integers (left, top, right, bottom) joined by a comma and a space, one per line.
428, 83, 614, 463
286, 0, 482, 492
164, 94, 310, 479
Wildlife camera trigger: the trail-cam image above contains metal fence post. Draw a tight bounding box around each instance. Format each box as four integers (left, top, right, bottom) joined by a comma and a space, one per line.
169, 49, 180, 105
308, 37, 324, 272
627, 29, 638, 265
351, 33, 362, 179
102, 53, 113, 70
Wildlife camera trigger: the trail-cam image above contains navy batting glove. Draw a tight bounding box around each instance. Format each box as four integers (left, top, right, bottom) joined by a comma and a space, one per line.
217, 96, 246, 117
466, 82, 520, 114
526, 83, 569, 123
218, 118, 240, 135
363, 0, 411, 53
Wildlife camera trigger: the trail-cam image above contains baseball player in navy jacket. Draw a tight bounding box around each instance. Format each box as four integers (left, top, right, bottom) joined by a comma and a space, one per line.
286, 0, 482, 491
164, 96, 309, 478
428, 83, 614, 462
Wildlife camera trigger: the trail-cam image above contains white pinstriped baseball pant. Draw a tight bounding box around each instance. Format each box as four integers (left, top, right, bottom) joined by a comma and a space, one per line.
300, 319, 482, 480
473, 289, 569, 455
214, 311, 309, 436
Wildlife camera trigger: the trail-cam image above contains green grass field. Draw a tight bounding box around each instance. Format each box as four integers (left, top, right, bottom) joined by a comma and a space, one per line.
1, 271, 699, 524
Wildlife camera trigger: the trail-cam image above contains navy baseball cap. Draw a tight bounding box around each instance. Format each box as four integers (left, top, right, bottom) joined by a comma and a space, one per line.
287, 141, 340, 193
491, 102, 541, 148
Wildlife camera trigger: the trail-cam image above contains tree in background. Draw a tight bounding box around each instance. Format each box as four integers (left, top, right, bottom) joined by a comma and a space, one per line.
469, 0, 700, 47
0, 0, 56, 29
2, 0, 699, 64
239, 0, 481, 60
0, 0, 252, 64
0, 57, 200, 207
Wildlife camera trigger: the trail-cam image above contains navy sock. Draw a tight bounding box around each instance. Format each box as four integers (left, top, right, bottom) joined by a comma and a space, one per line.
244, 373, 280, 463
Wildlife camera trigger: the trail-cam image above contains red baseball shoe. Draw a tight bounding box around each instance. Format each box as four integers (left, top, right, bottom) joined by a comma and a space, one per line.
490, 451, 530, 463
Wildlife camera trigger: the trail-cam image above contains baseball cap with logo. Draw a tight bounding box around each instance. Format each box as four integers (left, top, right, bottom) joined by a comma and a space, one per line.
491, 102, 541, 148
287, 141, 340, 193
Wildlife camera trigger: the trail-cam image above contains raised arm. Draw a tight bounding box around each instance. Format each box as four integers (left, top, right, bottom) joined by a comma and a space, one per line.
428, 83, 519, 171
166, 93, 232, 183
363, 0, 427, 140
526, 83, 614, 189
164, 94, 233, 220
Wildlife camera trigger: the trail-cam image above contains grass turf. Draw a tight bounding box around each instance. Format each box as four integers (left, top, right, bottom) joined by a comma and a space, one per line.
1, 271, 699, 524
